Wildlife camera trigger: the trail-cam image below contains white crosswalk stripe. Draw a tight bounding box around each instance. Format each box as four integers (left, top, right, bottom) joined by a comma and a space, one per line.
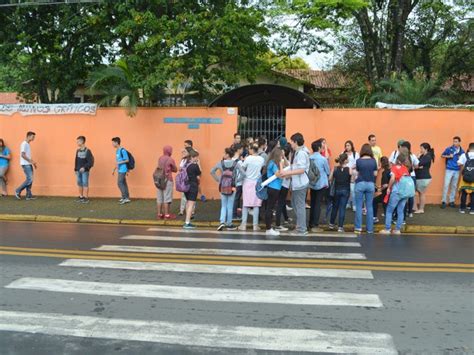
60, 259, 375, 279
121, 235, 362, 247
0, 310, 398, 354
6, 277, 383, 307
93, 245, 367, 259
147, 227, 358, 238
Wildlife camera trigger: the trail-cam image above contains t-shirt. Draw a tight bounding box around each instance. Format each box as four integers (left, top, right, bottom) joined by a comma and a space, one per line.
416, 154, 432, 180
186, 162, 201, 185
20, 141, 31, 166
389, 151, 419, 177
458, 152, 474, 166
333, 167, 351, 189
242, 155, 265, 181
267, 160, 282, 190
0, 147, 11, 168
391, 164, 409, 182
116, 148, 129, 174
355, 158, 377, 183
345, 151, 360, 169
371, 146, 383, 163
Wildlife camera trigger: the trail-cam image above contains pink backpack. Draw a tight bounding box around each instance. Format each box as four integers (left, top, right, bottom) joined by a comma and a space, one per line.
175, 162, 191, 193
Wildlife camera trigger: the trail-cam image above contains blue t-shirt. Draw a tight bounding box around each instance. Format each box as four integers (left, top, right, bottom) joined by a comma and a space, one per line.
116, 148, 129, 173
267, 160, 282, 190
0, 147, 10, 167
355, 158, 377, 183
442, 146, 464, 171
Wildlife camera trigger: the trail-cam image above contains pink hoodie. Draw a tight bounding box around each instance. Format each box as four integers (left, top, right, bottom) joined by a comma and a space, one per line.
158, 146, 177, 181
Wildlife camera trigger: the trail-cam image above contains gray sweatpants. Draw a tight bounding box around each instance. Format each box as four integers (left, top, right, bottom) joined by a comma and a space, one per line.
291, 188, 308, 233
0, 166, 7, 192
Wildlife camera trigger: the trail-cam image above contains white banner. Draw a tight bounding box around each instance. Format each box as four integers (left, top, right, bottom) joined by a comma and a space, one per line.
0, 103, 97, 116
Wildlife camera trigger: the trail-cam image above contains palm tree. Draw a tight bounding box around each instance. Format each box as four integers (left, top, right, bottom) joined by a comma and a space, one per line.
87, 60, 140, 117
370, 74, 452, 105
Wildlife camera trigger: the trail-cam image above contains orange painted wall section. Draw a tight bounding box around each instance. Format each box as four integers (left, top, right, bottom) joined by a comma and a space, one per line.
286, 109, 474, 204
0, 107, 237, 199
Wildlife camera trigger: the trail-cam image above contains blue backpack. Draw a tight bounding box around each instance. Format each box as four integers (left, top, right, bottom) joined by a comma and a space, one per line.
397, 175, 415, 199
255, 176, 268, 201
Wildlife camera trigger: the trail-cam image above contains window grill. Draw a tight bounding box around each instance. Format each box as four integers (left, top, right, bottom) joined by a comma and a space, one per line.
238, 104, 285, 142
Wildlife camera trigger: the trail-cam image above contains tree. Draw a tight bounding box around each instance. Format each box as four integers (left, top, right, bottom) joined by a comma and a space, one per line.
260, 51, 310, 70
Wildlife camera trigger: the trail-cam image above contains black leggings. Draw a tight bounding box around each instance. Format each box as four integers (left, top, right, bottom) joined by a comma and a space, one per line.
276, 186, 289, 226
265, 187, 280, 230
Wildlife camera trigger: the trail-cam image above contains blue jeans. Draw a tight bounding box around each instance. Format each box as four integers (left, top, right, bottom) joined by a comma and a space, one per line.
16, 165, 33, 197
442, 169, 460, 203
385, 193, 408, 231
220, 192, 236, 225
75, 171, 90, 187
355, 181, 375, 233
330, 188, 350, 227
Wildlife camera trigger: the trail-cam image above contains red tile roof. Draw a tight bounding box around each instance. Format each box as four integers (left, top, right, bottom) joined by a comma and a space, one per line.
0, 92, 20, 104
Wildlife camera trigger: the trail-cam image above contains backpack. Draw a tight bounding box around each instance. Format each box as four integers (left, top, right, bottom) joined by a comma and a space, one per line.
307, 158, 320, 184
219, 160, 238, 195
88, 149, 95, 169
121, 148, 135, 170
396, 175, 416, 199
255, 176, 268, 200
175, 162, 191, 193
462, 154, 474, 183
153, 160, 168, 190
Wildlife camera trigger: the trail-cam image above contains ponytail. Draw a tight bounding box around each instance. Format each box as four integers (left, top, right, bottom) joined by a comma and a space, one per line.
421, 143, 435, 163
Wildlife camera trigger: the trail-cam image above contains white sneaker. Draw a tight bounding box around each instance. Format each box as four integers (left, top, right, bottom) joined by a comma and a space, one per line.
238, 224, 247, 231
253, 225, 261, 231
338, 227, 344, 233
286, 205, 293, 211
266, 228, 280, 236
275, 226, 289, 232
119, 198, 131, 205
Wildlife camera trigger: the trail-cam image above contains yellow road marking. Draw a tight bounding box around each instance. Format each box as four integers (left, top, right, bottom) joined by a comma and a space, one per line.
0, 246, 473, 268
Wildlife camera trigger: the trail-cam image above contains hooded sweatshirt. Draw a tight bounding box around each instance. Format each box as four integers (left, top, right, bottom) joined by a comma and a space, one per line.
158, 146, 177, 181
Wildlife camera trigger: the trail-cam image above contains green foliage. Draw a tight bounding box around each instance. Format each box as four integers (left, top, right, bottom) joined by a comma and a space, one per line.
260, 51, 310, 70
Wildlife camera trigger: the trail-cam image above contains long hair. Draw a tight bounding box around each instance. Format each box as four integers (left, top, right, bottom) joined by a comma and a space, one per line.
0, 138, 4, 151
421, 143, 435, 162
267, 147, 283, 168
335, 153, 348, 166
344, 140, 356, 157
360, 143, 374, 158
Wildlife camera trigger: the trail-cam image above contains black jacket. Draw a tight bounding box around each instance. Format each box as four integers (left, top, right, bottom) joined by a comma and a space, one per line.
74, 148, 94, 172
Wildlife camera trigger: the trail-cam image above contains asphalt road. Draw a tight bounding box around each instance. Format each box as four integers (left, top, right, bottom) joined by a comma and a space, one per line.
0, 221, 473, 354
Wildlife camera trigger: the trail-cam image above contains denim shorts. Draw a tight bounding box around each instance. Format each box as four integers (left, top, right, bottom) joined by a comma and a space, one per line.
76, 171, 90, 187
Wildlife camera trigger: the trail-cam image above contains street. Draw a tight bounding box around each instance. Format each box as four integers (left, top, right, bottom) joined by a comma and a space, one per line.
0, 221, 473, 354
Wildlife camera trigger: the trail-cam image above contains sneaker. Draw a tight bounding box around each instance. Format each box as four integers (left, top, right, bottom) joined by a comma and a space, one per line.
266, 228, 280, 236
459, 209, 466, 214
183, 223, 196, 229
275, 226, 289, 232
76, 196, 84, 202
253, 225, 261, 231
26, 196, 37, 201
337, 227, 344, 233
15, 192, 21, 200
310, 227, 324, 233
449, 202, 456, 208
164, 214, 177, 220
290, 230, 308, 237
379, 229, 391, 235
226, 224, 238, 231
354, 228, 362, 234
392, 229, 401, 235
362, 208, 367, 216
408, 213, 414, 218
470, 210, 474, 215
328, 224, 336, 230
178, 212, 184, 216
373, 217, 380, 224
217, 223, 226, 231
81, 198, 90, 204
286, 205, 293, 211
414, 210, 424, 214
119, 198, 124, 202
305, 204, 310, 209
238, 224, 247, 231
119, 198, 131, 205
440, 202, 446, 209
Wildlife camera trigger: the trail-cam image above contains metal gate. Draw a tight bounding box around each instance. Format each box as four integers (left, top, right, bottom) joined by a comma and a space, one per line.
238, 104, 285, 141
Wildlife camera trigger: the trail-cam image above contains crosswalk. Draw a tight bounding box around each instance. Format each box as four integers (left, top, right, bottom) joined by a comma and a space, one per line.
1, 227, 398, 354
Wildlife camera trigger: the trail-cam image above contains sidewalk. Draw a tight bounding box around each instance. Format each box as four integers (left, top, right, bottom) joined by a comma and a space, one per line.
0, 196, 472, 234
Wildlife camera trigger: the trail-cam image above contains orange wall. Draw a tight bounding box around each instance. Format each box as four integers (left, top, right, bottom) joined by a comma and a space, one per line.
0, 107, 237, 199
286, 108, 474, 204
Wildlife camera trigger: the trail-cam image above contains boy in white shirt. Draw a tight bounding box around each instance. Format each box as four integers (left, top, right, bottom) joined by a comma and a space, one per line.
15, 131, 37, 200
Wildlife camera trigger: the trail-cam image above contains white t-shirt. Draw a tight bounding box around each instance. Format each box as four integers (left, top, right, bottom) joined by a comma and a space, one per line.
20, 141, 31, 166
242, 155, 265, 181
389, 150, 419, 177
345, 151, 360, 169
458, 152, 474, 166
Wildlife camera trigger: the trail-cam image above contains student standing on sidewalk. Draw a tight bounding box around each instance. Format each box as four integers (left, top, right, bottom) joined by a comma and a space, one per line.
238, 144, 265, 231
211, 147, 238, 231
457, 142, 474, 214
74, 136, 94, 204
344, 140, 359, 211
368, 134, 383, 167
156, 145, 178, 220
308, 139, 330, 233
112, 137, 131, 204
232, 144, 244, 220
280, 133, 310, 236
183, 150, 201, 229
414, 143, 435, 214
441, 136, 464, 208
328, 153, 352, 232
0, 138, 11, 197
264, 147, 284, 236
354, 144, 378, 234
15, 131, 37, 201
373, 156, 391, 223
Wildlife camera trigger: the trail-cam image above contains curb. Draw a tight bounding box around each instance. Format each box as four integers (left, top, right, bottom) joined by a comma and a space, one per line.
0, 213, 472, 235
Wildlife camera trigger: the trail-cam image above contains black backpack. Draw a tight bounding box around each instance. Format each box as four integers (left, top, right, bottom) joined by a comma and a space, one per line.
121, 148, 135, 170
462, 154, 474, 183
